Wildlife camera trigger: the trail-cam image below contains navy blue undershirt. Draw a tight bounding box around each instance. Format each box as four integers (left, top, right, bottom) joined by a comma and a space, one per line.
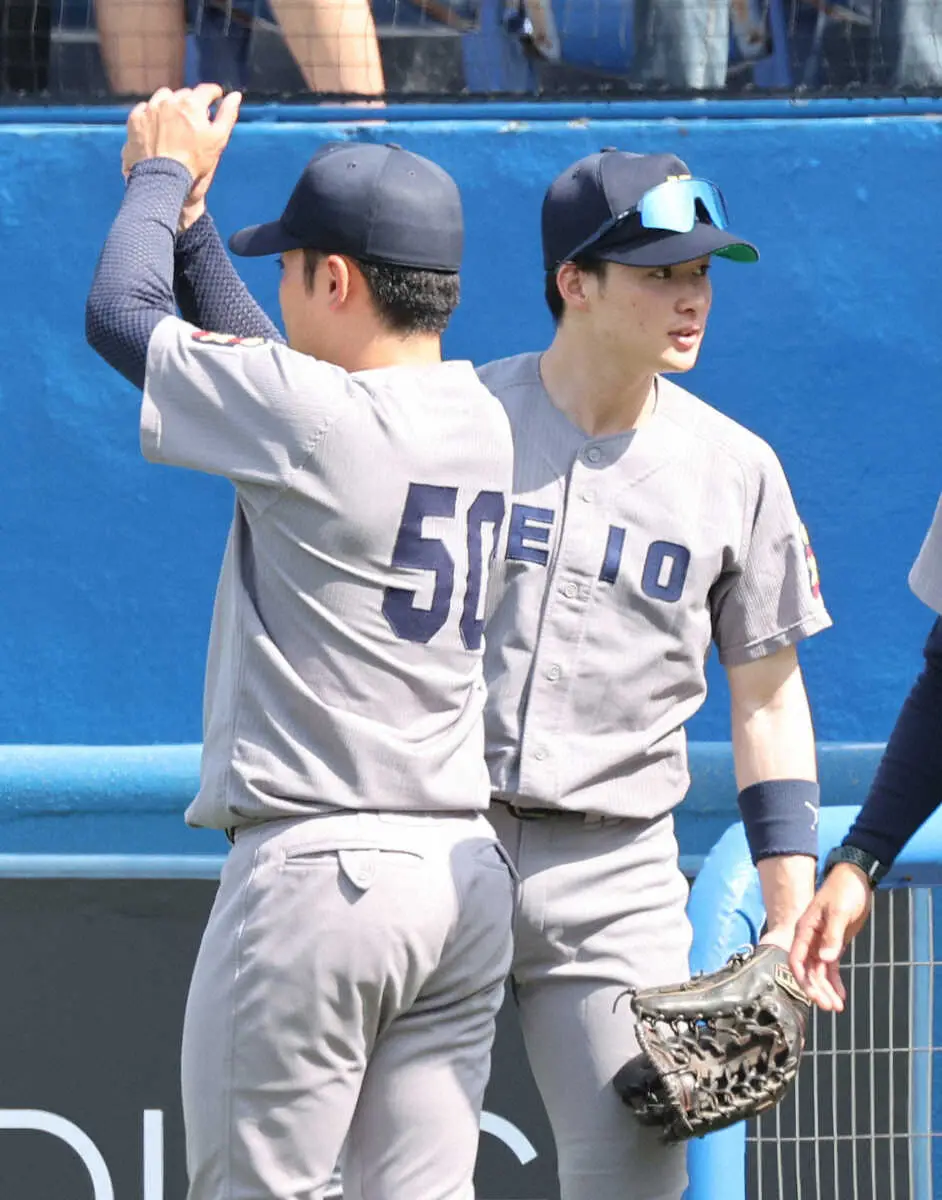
843, 617, 942, 866
85, 158, 194, 388
86, 158, 287, 389
174, 211, 284, 343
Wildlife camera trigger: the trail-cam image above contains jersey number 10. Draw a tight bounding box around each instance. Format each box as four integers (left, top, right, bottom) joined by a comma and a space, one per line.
382, 483, 505, 650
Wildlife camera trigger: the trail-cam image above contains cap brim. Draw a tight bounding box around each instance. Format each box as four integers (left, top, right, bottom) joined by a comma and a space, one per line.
596, 224, 759, 267
228, 219, 309, 258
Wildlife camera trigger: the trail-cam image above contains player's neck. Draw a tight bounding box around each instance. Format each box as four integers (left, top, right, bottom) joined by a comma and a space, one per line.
540, 335, 656, 438
349, 332, 443, 372
294, 328, 442, 373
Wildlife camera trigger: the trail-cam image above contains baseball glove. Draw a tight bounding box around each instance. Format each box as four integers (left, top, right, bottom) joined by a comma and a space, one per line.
612, 944, 810, 1143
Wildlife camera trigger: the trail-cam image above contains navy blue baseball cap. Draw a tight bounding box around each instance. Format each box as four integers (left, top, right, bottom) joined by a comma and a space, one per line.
542, 150, 758, 270
229, 141, 464, 272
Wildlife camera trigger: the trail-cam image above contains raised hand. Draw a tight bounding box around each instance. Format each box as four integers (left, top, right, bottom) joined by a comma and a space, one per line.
122, 85, 242, 229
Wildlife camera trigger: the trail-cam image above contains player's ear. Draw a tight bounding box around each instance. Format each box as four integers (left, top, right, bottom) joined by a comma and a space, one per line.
556, 262, 591, 313
323, 255, 353, 308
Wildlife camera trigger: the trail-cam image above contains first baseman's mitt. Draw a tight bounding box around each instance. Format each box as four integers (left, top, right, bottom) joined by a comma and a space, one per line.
613, 944, 810, 1143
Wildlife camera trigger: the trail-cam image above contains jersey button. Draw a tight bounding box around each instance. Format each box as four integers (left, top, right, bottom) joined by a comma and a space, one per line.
585, 446, 602, 464
533, 747, 548, 761
546, 664, 561, 681
582, 488, 596, 503
562, 582, 578, 599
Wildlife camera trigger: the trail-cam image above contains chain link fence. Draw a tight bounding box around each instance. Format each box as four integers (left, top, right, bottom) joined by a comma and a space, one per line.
1, 0, 941, 103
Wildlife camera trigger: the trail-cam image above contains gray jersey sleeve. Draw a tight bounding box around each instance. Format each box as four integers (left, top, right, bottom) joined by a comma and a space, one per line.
141, 315, 353, 487
909, 494, 942, 614
711, 444, 831, 666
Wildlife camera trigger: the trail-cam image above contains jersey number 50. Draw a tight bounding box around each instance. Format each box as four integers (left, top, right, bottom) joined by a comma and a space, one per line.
382, 483, 505, 650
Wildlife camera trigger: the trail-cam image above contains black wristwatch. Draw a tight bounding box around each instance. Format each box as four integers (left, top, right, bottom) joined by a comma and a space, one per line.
822, 844, 889, 889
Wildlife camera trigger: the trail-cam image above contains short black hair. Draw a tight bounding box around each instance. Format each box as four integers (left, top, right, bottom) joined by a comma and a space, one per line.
303, 248, 459, 336
544, 257, 609, 324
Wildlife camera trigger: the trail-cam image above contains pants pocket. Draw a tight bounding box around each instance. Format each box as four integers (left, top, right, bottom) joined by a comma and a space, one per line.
282, 844, 425, 894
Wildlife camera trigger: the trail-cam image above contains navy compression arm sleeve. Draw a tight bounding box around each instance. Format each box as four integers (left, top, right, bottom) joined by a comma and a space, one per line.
174, 212, 284, 343
85, 158, 193, 389
843, 618, 942, 866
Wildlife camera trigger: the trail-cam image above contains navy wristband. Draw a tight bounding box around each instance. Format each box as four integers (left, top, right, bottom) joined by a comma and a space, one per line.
737, 779, 820, 864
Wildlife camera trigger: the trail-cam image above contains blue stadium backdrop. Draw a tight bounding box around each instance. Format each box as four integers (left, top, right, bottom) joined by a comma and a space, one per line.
4, 105, 941, 753
2, 100, 942, 1199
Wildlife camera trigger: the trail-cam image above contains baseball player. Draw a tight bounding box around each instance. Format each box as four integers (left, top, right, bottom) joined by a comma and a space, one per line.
161, 138, 832, 1197
86, 85, 516, 1200
792, 493, 942, 1011
472, 150, 833, 1200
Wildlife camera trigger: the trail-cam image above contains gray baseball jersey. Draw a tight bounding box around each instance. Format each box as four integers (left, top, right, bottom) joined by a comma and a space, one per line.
478, 352, 832, 819
909, 493, 942, 614
142, 316, 513, 829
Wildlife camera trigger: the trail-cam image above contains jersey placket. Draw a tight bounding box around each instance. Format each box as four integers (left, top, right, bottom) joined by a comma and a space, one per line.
517, 443, 613, 803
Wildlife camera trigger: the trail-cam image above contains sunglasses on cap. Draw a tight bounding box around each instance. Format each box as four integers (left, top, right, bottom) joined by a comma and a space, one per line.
559, 177, 730, 265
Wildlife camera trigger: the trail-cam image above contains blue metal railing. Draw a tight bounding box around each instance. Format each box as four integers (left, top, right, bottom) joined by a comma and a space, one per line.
685, 804, 942, 1199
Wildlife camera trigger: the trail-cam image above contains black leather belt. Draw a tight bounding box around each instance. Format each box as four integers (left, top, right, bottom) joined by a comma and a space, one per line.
503, 803, 562, 820
499, 801, 616, 826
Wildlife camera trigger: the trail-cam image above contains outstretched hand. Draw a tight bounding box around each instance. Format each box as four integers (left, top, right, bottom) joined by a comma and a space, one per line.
122, 85, 242, 229
789, 862, 874, 1012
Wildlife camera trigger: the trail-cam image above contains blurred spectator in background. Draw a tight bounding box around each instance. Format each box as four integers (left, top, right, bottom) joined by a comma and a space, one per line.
840, 0, 942, 88
631, 0, 731, 88
94, 0, 186, 92
886, 0, 942, 87
0, 0, 51, 92
447, 0, 942, 94
778, 0, 942, 90
2, 0, 940, 101
443, 0, 759, 93
269, 0, 383, 92
93, 0, 383, 96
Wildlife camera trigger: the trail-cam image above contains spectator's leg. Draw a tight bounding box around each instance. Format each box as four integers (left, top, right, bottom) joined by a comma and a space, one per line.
95, 0, 186, 94
633, 0, 730, 88
267, 0, 384, 95
671, 0, 730, 87
880, 0, 942, 87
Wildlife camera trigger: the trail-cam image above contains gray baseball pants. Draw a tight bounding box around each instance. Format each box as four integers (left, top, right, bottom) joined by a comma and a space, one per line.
489, 804, 693, 1200
181, 809, 516, 1200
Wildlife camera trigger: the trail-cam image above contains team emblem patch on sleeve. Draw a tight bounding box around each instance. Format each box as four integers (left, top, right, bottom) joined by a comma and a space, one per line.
799, 522, 821, 599
191, 331, 268, 348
